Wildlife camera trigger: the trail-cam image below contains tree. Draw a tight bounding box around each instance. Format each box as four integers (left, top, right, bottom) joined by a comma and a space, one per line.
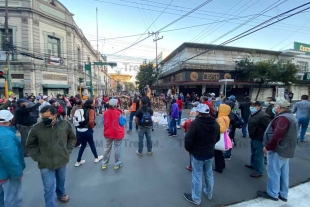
135, 61, 158, 92
235, 58, 298, 101
123, 82, 136, 92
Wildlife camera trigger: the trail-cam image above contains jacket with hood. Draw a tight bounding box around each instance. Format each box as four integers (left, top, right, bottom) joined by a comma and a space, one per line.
185, 116, 220, 160
170, 101, 179, 119
216, 104, 231, 133
26, 118, 76, 170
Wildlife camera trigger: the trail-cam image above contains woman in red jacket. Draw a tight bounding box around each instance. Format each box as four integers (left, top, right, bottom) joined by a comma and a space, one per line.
102, 99, 126, 170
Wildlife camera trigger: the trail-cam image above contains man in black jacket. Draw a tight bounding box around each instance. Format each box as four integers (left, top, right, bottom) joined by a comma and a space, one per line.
15, 99, 43, 157
183, 103, 220, 206
239, 96, 251, 138
245, 101, 270, 178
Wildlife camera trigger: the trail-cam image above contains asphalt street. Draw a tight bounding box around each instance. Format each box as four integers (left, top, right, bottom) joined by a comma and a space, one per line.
22, 111, 310, 207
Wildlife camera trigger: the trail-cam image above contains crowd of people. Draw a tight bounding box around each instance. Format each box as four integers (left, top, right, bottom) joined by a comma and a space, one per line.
0, 89, 309, 207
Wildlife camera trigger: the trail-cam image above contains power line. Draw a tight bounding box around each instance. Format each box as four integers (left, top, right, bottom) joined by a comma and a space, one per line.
182, 3, 310, 63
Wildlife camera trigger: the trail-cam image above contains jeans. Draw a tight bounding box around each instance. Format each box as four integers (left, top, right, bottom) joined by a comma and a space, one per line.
0, 179, 22, 207
138, 126, 152, 153
177, 111, 182, 126
67, 107, 72, 118
242, 119, 248, 137
250, 140, 264, 175
266, 151, 289, 199
102, 138, 122, 165
40, 166, 66, 207
297, 117, 309, 141
167, 115, 171, 130
191, 156, 214, 205
169, 118, 177, 135
129, 112, 136, 131
17, 125, 31, 155
77, 129, 98, 162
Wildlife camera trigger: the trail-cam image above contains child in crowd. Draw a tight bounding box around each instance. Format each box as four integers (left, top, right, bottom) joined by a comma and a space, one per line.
182, 102, 199, 171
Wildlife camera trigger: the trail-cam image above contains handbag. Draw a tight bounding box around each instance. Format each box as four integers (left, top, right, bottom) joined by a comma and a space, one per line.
215, 118, 232, 151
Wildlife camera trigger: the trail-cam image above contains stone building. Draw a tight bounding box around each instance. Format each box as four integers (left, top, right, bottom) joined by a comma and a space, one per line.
159, 42, 310, 101
0, 0, 112, 98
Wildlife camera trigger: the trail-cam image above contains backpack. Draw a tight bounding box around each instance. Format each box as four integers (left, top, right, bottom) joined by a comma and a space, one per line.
140, 109, 153, 127
233, 113, 244, 129
73, 109, 90, 128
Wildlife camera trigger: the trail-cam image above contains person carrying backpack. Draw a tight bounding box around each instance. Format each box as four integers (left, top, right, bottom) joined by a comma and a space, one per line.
74, 99, 103, 167
102, 99, 126, 170
135, 97, 154, 156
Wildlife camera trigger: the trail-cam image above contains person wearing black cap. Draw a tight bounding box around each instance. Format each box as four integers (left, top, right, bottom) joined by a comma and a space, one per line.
15, 98, 43, 157
245, 101, 270, 178
135, 97, 153, 156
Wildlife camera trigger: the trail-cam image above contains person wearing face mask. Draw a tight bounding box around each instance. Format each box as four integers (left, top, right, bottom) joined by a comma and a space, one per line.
26, 105, 76, 206
239, 96, 251, 138
245, 101, 270, 178
264, 97, 276, 119
0, 110, 25, 207
15, 98, 44, 157
257, 100, 297, 202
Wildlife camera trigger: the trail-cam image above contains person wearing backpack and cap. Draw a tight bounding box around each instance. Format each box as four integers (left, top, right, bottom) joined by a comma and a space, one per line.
0, 110, 25, 207
135, 97, 154, 156
102, 99, 126, 170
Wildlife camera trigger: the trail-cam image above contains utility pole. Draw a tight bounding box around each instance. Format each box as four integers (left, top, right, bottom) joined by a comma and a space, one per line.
4, 0, 11, 99
152, 32, 163, 95
96, 7, 100, 97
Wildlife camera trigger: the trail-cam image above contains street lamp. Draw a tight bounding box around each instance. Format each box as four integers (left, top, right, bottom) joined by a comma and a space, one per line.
219, 79, 234, 98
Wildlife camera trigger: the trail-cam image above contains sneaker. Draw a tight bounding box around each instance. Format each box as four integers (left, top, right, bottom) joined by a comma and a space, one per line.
147, 151, 153, 155
168, 134, 173, 137
224, 156, 231, 161
75, 160, 86, 167
127, 130, 132, 134
114, 161, 124, 170
136, 150, 142, 156
173, 135, 177, 137
183, 193, 199, 205
186, 166, 192, 171
177, 125, 181, 129
257, 191, 278, 201
101, 165, 107, 170
279, 195, 287, 202
95, 155, 103, 163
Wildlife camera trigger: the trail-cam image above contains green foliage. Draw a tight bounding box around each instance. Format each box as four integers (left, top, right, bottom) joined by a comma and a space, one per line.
235, 58, 298, 100
135, 60, 158, 91
123, 82, 136, 92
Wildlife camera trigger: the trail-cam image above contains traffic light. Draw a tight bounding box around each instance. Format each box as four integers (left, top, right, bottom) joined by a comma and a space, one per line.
0, 71, 5, 79
79, 77, 84, 83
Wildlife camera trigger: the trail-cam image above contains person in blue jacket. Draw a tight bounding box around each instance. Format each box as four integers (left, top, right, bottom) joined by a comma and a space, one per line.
0, 110, 26, 207
169, 99, 179, 137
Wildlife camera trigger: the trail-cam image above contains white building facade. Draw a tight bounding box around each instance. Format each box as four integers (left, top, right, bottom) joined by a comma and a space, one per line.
159, 43, 310, 101
0, 0, 112, 98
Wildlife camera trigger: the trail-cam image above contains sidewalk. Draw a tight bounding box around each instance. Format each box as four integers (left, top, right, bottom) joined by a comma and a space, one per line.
228, 181, 310, 207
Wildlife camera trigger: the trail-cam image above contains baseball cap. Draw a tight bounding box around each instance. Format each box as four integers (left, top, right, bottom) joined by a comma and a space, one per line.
210, 93, 215, 96
193, 103, 210, 114
272, 100, 290, 108
108, 99, 118, 106
43, 95, 48, 99
0, 110, 14, 122
228, 95, 236, 100
17, 99, 28, 105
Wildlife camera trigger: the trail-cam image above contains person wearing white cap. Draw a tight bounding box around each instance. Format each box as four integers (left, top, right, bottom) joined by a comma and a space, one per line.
0, 110, 25, 207
38, 95, 51, 118
102, 99, 126, 170
183, 103, 220, 205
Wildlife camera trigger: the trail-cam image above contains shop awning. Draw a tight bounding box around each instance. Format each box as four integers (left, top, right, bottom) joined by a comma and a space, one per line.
0, 83, 24, 88
43, 84, 69, 89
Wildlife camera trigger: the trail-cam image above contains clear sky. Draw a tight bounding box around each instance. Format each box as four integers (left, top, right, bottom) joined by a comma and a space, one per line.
60, 0, 310, 72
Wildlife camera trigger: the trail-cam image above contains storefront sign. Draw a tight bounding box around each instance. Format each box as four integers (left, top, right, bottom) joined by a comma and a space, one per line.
294, 42, 310, 55
202, 73, 220, 81
175, 73, 183, 82
43, 74, 67, 81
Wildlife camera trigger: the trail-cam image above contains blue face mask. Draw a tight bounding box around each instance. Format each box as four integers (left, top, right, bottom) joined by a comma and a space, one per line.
250, 107, 257, 114
264, 101, 269, 106
272, 107, 276, 115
